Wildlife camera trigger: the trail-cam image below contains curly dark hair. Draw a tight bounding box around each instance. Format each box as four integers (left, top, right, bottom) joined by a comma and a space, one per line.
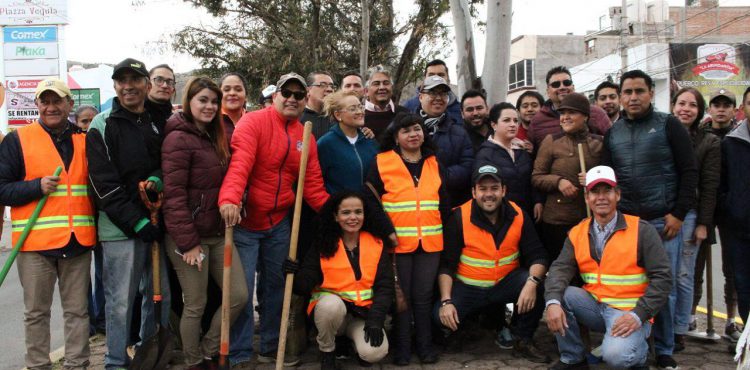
313, 191, 392, 259
378, 112, 438, 154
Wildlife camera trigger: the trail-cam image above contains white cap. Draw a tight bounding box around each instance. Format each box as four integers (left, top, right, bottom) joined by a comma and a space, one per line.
585, 166, 617, 191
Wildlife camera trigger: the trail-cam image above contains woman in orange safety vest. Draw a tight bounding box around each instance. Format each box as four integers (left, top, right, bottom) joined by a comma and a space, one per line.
285, 191, 395, 369
364, 112, 451, 365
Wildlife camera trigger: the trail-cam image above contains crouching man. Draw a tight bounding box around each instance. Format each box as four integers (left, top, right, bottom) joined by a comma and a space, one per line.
435, 163, 550, 363
546, 166, 672, 370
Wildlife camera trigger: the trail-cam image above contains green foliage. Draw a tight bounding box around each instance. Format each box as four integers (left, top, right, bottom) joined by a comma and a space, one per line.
172, 0, 450, 99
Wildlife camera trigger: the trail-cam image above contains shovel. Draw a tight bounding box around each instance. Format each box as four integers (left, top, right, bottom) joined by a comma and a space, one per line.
130, 181, 174, 369
0, 166, 62, 287
218, 227, 234, 370
276, 122, 312, 370
685, 242, 721, 341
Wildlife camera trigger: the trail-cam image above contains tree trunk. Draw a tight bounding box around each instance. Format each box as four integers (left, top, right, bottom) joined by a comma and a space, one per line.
449, 0, 479, 97
360, 0, 371, 78
392, 0, 436, 102
311, 0, 321, 67
482, 0, 512, 104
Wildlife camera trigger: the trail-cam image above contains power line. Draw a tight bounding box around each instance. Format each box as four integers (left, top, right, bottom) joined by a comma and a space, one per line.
575, 9, 750, 91
572, 3, 721, 78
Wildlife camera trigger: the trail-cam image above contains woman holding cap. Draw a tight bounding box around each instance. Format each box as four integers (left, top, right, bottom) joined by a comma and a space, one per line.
532, 92, 602, 260
162, 76, 248, 368
670, 87, 716, 349
317, 90, 378, 194
476, 102, 543, 220
365, 112, 450, 365
220, 72, 248, 141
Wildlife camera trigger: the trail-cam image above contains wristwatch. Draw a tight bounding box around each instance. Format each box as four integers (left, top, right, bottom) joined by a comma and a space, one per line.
440, 299, 453, 307
527, 275, 542, 285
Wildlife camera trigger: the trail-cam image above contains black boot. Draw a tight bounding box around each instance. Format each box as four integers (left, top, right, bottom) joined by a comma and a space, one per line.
321, 350, 338, 370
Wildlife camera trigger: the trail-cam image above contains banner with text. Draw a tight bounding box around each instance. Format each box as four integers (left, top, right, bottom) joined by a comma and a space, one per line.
670, 43, 750, 109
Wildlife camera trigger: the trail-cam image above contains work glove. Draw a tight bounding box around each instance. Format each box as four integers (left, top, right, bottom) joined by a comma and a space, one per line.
282, 257, 299, 275
136, 223, 163, 243
363, 326, 384, 347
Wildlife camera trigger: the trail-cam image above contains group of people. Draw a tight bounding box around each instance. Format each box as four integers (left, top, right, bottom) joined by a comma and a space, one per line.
1, 55, 748, 370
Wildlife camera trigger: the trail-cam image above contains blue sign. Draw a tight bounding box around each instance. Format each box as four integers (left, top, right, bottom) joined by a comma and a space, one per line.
3, 26, 57, 43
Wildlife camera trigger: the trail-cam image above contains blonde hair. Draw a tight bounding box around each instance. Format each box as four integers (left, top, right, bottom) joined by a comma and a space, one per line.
322, 90, 360, 119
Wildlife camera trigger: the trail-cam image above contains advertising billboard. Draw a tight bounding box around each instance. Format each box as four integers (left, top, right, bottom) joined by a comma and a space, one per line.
670, 43, 750, 105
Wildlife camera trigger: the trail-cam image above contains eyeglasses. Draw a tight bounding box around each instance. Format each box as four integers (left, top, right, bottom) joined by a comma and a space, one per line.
280, 89, 306, 100
549, 79, 573, 88
311, 82, 337, 89
423, 90, 448, 99
152, 76, 176, 87
339, 105, 364, 114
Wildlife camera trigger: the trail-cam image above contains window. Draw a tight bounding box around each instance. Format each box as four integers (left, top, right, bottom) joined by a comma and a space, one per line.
508, 59, 534, 90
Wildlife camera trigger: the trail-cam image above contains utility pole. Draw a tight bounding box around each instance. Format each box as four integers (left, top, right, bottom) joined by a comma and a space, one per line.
359, 0, 370, 78
620, 0, 629, 73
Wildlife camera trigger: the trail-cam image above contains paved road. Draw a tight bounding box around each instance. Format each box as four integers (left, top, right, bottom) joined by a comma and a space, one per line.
0, 219, 65, 370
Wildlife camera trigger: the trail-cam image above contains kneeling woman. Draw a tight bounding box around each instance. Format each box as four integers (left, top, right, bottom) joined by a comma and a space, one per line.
288, 192, 394, 369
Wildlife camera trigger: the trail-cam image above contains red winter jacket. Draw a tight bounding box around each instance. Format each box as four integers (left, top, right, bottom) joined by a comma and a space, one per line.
218, 106, 329, 231
528, 100, 612, 150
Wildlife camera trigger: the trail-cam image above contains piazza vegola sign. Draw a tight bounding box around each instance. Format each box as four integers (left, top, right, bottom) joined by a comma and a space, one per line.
0, 0, 68, 25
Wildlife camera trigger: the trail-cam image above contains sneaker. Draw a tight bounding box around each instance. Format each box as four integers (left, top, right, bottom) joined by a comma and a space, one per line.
548, 359, 590, 370
257, 352, 300, 367
656, 354, 679, 370
495, 327, 513, 349
513, 339, 552, 364
320, 350, 338, 370
687, 317, 697, 332
725, 323, 742, 343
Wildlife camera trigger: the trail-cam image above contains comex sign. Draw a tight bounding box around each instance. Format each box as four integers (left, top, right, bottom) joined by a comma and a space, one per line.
3, 26, 57, 43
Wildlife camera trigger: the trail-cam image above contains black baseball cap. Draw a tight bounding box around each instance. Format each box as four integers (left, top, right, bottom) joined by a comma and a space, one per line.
112, 58, 149, 79
472, 163, 503, 184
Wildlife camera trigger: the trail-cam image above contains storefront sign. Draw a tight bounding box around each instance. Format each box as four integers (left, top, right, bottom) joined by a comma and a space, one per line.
0, 1, 68, 25
3, 42, 58, 59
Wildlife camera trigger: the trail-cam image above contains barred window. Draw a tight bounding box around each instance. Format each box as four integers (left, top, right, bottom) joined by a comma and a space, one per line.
508, 59, 534, 90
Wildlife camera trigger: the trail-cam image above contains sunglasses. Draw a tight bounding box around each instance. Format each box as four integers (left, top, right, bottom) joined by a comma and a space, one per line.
280, 89, 306, 100
549, 79, 573, 88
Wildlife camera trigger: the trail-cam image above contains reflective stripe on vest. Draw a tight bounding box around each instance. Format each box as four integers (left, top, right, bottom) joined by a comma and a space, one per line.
307, 231, 384, 315
11, 122, 96, 251
377, 150, 443, 253
570, 214, 647, 311
455, 200, 523, 288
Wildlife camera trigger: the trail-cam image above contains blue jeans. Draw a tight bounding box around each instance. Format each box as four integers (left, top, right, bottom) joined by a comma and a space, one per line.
229, 218, 291, 364
723, 226, 750, 324
674, 210, 697, 334
555, 287, 651, 368
102, 238, 171, 369
647, 216, 683, 356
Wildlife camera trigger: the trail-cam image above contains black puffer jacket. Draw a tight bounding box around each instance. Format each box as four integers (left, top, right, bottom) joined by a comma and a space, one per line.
719, 121, 750, 237
475, 139, 543, 216
162, 113, 227, 251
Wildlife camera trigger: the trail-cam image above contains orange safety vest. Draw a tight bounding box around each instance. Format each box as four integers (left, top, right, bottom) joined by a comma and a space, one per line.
307, 231, 384, 315
376, 150, 443, 253
569, 214, 648, 310
11, 122, 96, 251
455, 200, 523, 288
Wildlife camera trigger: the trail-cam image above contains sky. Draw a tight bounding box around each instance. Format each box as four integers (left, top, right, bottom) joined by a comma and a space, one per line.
63, 0, 750, 78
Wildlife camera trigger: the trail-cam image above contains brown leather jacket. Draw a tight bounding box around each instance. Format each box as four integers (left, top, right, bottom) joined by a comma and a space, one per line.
532, 128, 603, 225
